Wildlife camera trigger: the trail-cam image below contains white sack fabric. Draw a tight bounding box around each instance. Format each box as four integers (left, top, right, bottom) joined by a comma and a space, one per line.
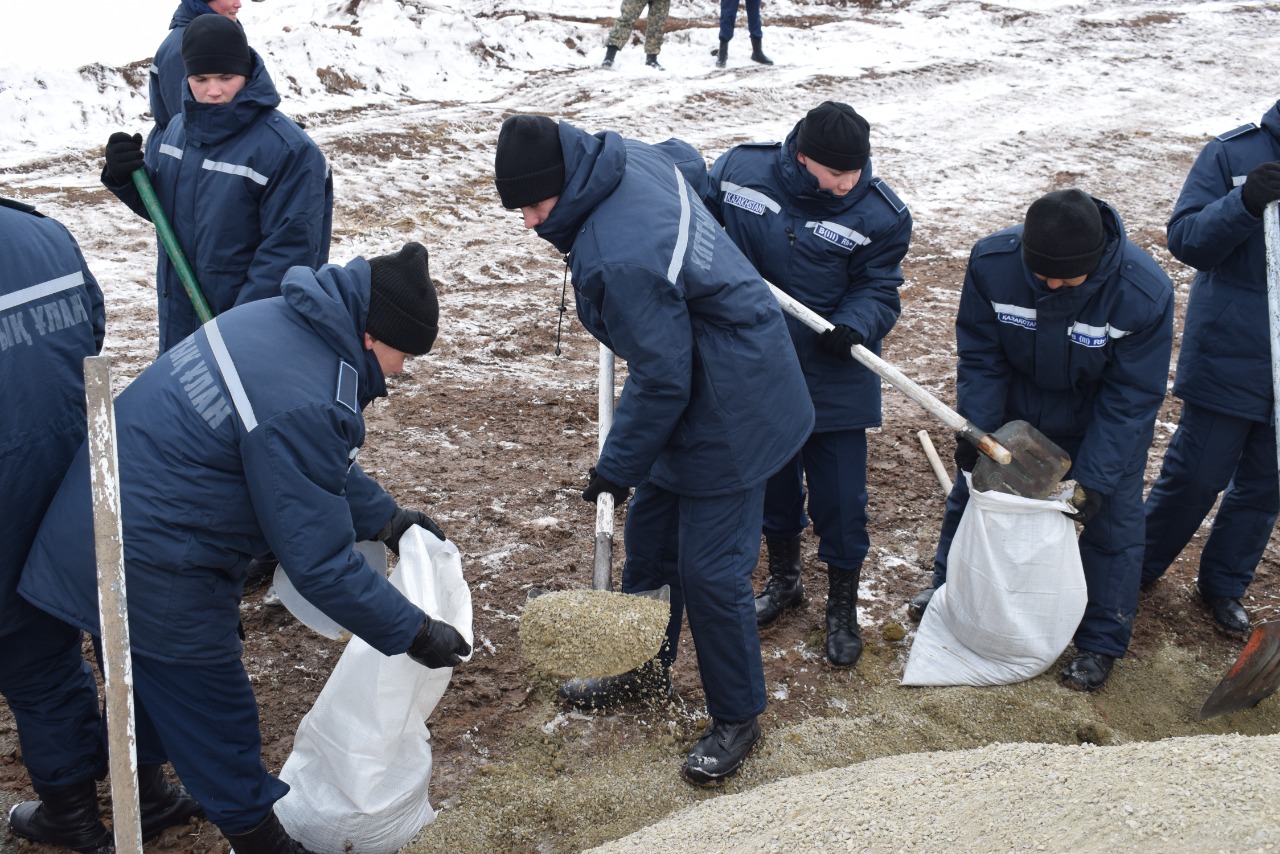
276, 527, 473, 853
903, 476, 1086, 686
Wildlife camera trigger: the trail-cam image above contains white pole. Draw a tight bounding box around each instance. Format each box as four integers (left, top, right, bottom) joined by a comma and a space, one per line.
84, 355, 143, 854
1266, 203, 1280, 485
592, 345, 616, 592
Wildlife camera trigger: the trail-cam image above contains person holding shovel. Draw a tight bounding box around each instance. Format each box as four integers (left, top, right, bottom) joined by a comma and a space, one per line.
18, 243, 471, 853
493, 114, 813, 786
103, 12, 332, 354
909, 188, 1174, 693
0, 199, 204, 851
702, 101, 912, 669
1141, 102, 1280, 634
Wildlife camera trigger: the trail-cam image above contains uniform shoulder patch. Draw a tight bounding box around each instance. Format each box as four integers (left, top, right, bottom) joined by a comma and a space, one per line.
740, 141, 782, 149
871, 179, 907, 214
335, 360, 359, 414
1216, 123, 1259, 142
0, 197, 40, 216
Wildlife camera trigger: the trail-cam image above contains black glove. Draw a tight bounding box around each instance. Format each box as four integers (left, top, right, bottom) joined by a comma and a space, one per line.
377, 506, 445, 555
817, 324, 864, 361
953, 434, 980, 473
406, 616, 471, 669
1064, 483, 1104, 527
1242, 161, 1280, 217
582, 466, 629, 504
104, 132, 145, 185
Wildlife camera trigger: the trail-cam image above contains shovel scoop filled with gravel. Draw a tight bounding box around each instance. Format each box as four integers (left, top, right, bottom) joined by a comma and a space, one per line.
519, 586, 670, 679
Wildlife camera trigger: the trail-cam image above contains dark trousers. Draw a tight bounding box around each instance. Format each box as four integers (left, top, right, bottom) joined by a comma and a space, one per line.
763, 428, 869, 571
1143, 401, 1279, 598
931, 432, 1149, 659
718, 0, 763, 41
623, 480, 767, 722
129, 654, 288, 834
0, 603, 105, 794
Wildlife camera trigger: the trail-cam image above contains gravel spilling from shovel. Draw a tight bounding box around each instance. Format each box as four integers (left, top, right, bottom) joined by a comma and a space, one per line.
519, 589, 669, 679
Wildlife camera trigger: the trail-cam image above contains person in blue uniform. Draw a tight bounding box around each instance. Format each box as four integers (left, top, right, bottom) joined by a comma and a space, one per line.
1, 198, 202, 852
908, 189, 1174, 693
703, 101, 912, 669
18, 243, 470, 853
104, 13, 332, 353
1141, 102, 1280, 635
493, 114, 813, 786
149, 0, 245, 134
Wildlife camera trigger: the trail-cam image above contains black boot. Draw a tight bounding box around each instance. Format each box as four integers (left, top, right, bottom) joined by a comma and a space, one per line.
750, 37, 773, 65
139, 764, 204, 840
1059, 649, 1115, 693
558, 657, 672, 711
223, 809, 316, 854
825, 565, 862, 668
683, 716, 760, 786
907, 586, 936, 622
755, 535, 803, 627
601, 44, 619, 68
7, 778, 112, 854
645, 53, 663, 69
716, 39, 728, 68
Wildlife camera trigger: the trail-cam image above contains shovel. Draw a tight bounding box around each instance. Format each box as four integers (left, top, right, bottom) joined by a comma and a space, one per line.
1265, 201, 1280, 492
767, 283, 1071, 500
1199, 620, 1280, 719
130, 167, 213, 324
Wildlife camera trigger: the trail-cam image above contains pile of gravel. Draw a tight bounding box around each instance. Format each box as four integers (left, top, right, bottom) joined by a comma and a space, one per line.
588, 733, 1280, 852
519, 588, 668, 678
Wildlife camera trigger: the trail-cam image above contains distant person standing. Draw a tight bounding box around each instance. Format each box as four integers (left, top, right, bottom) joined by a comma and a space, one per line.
601, 0, 669, 69
716, 0, 773, 68
1141, 99, 1280, 634
104, 13, 332, 353
150, 0, 245, 134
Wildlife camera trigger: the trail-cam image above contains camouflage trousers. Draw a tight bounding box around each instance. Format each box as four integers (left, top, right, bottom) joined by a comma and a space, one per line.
607, 0, 670, 55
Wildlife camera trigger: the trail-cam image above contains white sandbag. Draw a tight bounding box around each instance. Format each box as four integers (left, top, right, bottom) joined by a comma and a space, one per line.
275, 527, 473, 853
902, 475, 1086, 687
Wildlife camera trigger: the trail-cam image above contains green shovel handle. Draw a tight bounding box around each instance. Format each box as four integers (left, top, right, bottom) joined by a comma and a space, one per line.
131, 168, 214, 325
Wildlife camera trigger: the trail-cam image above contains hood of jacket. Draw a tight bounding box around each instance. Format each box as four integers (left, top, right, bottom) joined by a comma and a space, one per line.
775, 123, 875, 215
533, 122, 628, 254
181, 49, 281, 146
280, 258, 388, 408
173, 1, 211, 29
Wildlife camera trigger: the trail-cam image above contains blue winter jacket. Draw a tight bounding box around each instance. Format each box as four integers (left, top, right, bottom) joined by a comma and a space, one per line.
109, 50, 333, 354
705, 126, 912, 432
0, 200, 105, 637
148, 1, 219, 133
956, 198, 1174, 494
533, 122, 814, 496
1166, 100, 1280, 423
19, 259, 424, 665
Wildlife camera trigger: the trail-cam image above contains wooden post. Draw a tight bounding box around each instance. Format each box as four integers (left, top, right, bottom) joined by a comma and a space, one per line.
84, 355, 143, 854
592, 345, 616, 592
1265, 202, 1280, 490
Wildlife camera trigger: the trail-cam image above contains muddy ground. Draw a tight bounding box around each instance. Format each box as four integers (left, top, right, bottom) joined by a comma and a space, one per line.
4, 3, 1280, 853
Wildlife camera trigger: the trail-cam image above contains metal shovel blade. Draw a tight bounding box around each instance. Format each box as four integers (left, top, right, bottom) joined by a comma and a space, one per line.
1199, 620, 1280, 720
970, 420, 1072, 500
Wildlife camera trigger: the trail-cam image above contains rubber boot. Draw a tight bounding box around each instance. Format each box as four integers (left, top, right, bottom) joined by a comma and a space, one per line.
825, 565, 863, 668
223, 808, 317, 854
755, 535, 803, 627
558, 657, 672, 711
601, 44, 619, 68
716, 39, 728, 68
750, 36, 773, 65
7, 777, 113, 854
139, 764, 205, 840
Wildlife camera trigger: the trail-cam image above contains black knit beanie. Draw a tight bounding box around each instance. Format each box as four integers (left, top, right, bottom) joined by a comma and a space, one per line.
182, 14, 252, 77
1022, 189, 1106, 279
494, 115, 565, 209
797, 102, 871, 171
366, 242, 439, 356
